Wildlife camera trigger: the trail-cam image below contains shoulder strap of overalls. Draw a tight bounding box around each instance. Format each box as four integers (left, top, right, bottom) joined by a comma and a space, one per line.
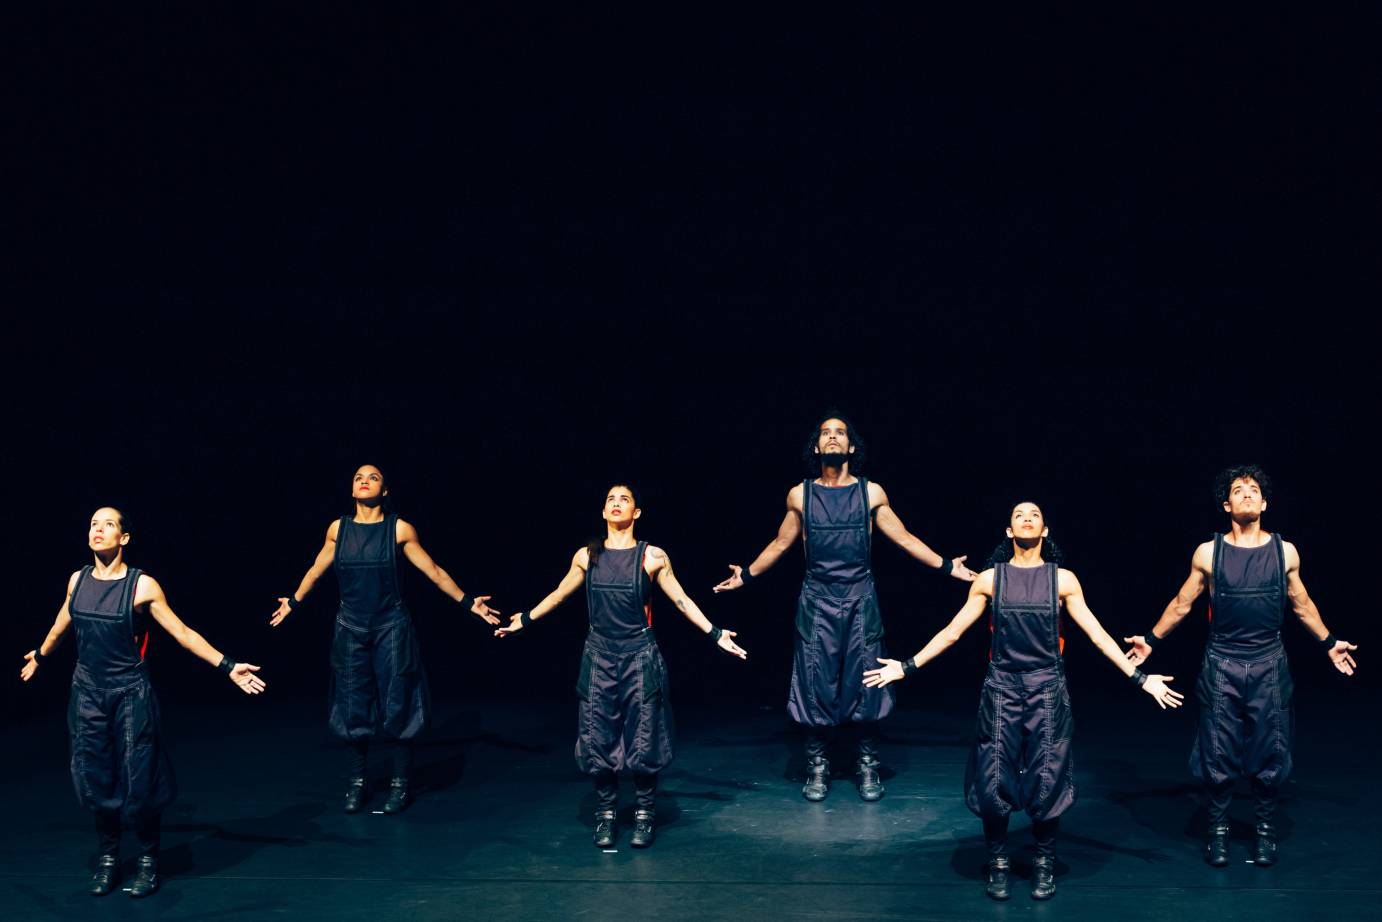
801, 479, 812, 547
1272, 533, 1287, 598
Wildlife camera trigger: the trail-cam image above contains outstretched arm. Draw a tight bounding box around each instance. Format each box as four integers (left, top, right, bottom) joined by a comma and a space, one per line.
270, 522, 338, 626
1284, 543, 1357, 675
872, 483, 977, 581
863, 571, 993, 688
650, 547, 746, 659
141, 576, 266, 694
21, 573, 78, 682
1061, 569, 1182, 709
1125, 542, 1211, 664
398, 519, 500, 625
714, 488, 803, 592
495, 549, 587, 637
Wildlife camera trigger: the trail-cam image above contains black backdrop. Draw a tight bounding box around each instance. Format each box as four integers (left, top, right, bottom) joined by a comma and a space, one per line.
6, 8, 1375, 724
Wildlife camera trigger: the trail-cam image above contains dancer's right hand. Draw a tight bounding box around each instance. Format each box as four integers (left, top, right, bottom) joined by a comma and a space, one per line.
1123, 636, 1152, 665
20, 650, 39, 682
1142, 675, 1183, 709
863, 657, 905, 688
269, 598, 293, 627
494, 613, 525, 638
712, 565, 744, 593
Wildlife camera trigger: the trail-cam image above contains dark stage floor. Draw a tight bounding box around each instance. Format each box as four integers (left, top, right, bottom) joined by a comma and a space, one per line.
2, 684, 1376, 921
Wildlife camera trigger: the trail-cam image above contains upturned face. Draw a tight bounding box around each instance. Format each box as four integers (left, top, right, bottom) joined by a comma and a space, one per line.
815, 418, 854, 457
1223, 477, 1266, 521
603, 485, 640, 525
352, 465, 387, 503
1006, 502, 1049, 541
88, 507, 129, 552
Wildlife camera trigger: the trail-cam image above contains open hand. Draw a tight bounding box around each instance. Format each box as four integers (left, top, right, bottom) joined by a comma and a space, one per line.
269, 598, 293, 627
468, 595, 501, 626
495, 613, 525, 638
230, 663, 266, 695
863, 657, 905, 688
716, 630, 747, 660
1328, 640, 1359, 676
950, 556, 978, 582
20, 650, 39, 682
1142, 674, 1183, 709
1123, 636, 1152, 666
713, 565, 745, 593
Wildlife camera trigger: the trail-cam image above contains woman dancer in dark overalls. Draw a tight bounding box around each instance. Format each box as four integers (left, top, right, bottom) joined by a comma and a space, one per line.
865, 502, 1182, 901
271, 464, 499, 814
21, 507, 267, 899
496, 483, 747, 848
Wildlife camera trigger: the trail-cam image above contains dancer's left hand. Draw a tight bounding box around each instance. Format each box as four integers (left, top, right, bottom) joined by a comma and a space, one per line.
863, 657, 904, 688
229, 662, 267, 694
949, 556, 978, 582
716, 630, 748, 660
468, 595, 501, 625
1328, 640, 1358, 676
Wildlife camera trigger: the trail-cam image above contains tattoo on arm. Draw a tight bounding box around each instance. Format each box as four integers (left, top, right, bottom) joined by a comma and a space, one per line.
676, 598, 688, 612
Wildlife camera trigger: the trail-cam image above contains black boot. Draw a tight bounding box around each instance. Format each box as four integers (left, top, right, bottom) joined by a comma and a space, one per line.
343, 777, 367, 814
630, 809, 656, 848
128, 856, 159, 899
592, 810, 616, 848
382, 778, 410, 815
89, 855, 119, 897
855, 757, 884, 802
1253, 823, 1277, 866
984, 856, 1010, 901
1030, 855, 1056, 900
1204, 824, 1230, 867
802, 757, 830, 802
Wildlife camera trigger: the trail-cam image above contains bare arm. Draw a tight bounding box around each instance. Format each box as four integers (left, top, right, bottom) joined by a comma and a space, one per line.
270, 522, 338, 626
863, 571, 994, 687
872, 482, 976, 581
141, 576, 266, 694
649, 547, 746, 659
495, 549, 588, 636
1125, 542, 1211, 664
20, 572, 78, 681
398, 519, 500, 625
1063, 569, 1183, 709
713, 487, 803, 592
1284, 542, 1357, 675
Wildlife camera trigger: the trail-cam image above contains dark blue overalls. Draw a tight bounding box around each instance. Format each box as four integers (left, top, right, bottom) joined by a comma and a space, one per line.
1190, 534, 1293, 826
67, 566, 176, 858
329, 515, 430, 778
963, 562, 1074, 859
575, 541, 674, 813
787, 478, 893, 765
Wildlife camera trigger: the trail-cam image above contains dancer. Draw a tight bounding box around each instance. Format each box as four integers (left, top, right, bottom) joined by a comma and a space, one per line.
270, 464, 499, 814
21, 507, 267, 899
864, 502, 1181, 901
714, 414, 975, 802
496, 483, 746, 848
1125, 465, 1356, 867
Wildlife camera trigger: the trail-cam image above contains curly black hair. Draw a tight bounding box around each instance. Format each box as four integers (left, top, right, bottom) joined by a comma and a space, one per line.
801, 412, 868, 477
986, 536, 1065, 567
1213, 464, 1272, 505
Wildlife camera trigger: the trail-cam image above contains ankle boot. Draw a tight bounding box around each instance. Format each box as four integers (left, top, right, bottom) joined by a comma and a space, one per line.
382, 777, 410, 814
630, 809, 656, 848
984, 856, 1010, 901
855, 757, 884, 802
1204, 823, 1230, 867
1030, 855, 1056, 900
1253, 823, 1277, 866
343, 777, 367, 814
128, 856, 159, 899
593, 809, 616, 848
89, 855, 119, 897
802, 758, 829, 802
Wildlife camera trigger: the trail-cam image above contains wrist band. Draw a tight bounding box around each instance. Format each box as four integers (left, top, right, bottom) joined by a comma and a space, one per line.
1142, 630, 1159, 650
1131, 668, 1148, 687
32, 647, 45, 663
217, 655, 235, 674
901, 657, 918, 677
937, 557, 953, 576
457, 592, 469, 610
520, 611, 533, 629
739, 565, 756, 586
1321, 633, 1338, 650
709, 625, 724, 642
286, 596, 299, 610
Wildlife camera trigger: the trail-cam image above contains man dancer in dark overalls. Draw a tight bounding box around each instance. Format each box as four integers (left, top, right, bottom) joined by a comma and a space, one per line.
1125, 465, 1357, 866
715, 415, 974, 801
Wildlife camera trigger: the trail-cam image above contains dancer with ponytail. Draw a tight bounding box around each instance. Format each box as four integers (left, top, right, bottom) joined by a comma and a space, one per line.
21, 507, 267, 899
865, 502, 1182, 901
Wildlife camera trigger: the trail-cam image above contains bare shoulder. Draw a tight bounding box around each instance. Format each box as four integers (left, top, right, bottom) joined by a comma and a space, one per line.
66, 570, 82, 593
1057, 567, 1083, 595
573, 546, 591, 570
395, 518, 418, 543
867, 480, 888, 508
134, 572, 162, 606
326, 519, 341, 541
646, 544, 670, 574
1281, 539, 1301, 568
973, 568, 997, 596
787, 483, 805, 511
1192, 540, 1214, 570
